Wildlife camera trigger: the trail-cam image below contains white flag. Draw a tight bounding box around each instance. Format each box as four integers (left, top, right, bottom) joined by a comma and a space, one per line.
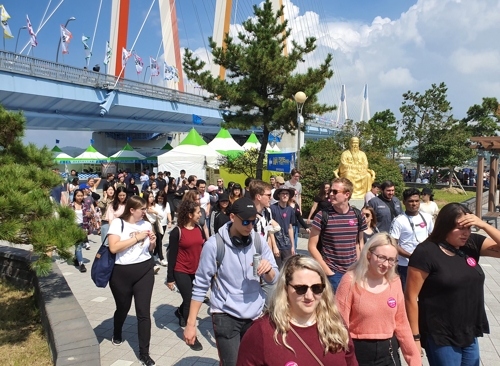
60, 24, 73, 54
82, 35, 91, 60
26, 14, 37, 47
150, 57, 159, 76
163, 62, 179, 82
0, 6, 13, 39
133, 53, 143, 74
122, 47, 132, 67
103, 41, 112, 65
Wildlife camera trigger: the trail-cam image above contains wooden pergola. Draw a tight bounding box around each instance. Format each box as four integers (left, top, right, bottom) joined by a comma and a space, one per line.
470, 137, 500, 217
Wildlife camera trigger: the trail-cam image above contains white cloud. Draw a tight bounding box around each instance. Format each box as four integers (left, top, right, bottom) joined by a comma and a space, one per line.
378, 68, 416, 88
450, 48, 500, 75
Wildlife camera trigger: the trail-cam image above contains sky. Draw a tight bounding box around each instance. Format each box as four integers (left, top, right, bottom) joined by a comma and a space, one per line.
2, 0, 499, 149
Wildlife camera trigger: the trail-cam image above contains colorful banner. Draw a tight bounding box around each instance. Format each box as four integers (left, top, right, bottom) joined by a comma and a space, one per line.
26, 14, 37, 47
133, 53, 143, 74
163, 62, 179, 82
150, 56, 159, 76
0, 6, 13, 38
60, 24, 73, 54
103, 41, 112, 65
122, 47, 132, 67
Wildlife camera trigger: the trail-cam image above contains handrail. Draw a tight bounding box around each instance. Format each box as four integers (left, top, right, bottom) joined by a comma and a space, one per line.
0, 50, 338, 129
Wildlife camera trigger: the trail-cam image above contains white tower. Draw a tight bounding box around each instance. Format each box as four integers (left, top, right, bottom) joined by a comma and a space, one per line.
336, 85, 348, 125
360, 84, 371, 122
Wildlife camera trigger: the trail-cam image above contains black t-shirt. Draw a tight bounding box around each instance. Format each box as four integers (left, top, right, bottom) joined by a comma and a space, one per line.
157, 178, 167, 192
408, 234, 489, 347
313, 195, 331, 217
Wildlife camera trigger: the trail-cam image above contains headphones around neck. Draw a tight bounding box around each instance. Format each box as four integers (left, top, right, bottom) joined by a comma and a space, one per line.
231, 234, 251, 248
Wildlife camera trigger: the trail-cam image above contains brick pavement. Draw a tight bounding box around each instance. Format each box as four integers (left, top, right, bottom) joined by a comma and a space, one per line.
56, 233, 500, 366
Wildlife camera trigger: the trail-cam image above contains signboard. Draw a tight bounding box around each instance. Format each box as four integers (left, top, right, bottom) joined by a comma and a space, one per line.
267, 152, 295, 173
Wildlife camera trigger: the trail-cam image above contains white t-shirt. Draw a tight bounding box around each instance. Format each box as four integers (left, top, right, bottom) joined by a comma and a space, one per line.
155, 203, 171, 226
75, 209, 83, 224
364, 191, 376, 205
284, 180, 302, 195
419, 201, 439, 217
199, 192, 210, 211
255, 207, 273, 240
108, 218, 153, 265
140, 175, 149, 183
390, 212, 434, 266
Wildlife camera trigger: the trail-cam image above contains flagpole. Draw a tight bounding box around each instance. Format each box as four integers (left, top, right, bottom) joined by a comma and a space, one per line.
87, 0, 103, 68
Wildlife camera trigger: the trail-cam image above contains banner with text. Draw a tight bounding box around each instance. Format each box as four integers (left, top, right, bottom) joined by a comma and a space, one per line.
267, 152, 295, 173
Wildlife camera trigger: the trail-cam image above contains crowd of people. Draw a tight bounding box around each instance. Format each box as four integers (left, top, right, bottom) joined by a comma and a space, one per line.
50, 167, 500, 366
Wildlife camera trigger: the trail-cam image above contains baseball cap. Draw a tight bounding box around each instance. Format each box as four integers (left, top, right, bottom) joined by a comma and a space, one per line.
276, 176, 285, 184
208, 184, 217, 193
79, 184, 91, 190
230, 198, 258, 220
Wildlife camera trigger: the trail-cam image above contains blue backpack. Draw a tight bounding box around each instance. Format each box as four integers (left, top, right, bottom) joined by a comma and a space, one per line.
91, 219, 123, 288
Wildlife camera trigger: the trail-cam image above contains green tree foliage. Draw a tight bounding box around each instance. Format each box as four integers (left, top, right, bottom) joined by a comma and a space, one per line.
299, 137, 404, 215
461, 97, 499, 137
419, 120, 475, 187
183, 0, 335, 179
359, 110, 402, 158
217, 149, 265, 178
400, 82, 453, 179
0, 104, 87, 276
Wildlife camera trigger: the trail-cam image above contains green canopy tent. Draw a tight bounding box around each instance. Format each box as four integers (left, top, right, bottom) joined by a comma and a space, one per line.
242, 132, 261, 150
108, 143, 147, 163
208, 128, 244, 159
51, 145, 73, 164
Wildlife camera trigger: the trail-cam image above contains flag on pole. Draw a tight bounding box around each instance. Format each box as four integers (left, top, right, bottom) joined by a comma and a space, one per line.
122, 47, 132, 67
56, 139, 60, 144
26, 15, 37, 47
60, 24, 73, 54
163, 62, 179, 82
171, 65, 179, 82
150, 57, 159, 77
192, 114, 202, 125
133, 52, 143, 74
0, 6, 13, 39
82, 35, 91, 60
103, 41, 112, 65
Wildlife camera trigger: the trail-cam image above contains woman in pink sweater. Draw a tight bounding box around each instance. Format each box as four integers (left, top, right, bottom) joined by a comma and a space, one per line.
336, 233, 421, 366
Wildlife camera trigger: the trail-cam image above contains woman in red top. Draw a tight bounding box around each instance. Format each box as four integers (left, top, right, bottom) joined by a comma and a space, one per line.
237, 255, 357, 366
166, 200, 205, 351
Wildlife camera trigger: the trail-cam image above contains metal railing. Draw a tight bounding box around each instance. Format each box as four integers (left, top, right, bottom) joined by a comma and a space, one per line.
0, 50, 338, 129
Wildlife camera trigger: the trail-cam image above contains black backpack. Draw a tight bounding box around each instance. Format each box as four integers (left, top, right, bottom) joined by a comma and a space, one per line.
316, 206, 363, 254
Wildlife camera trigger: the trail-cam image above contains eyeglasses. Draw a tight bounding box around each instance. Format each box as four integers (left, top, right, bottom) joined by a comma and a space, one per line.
236, 215, 257, 226
280, 192, 290, 196
330, 189, 345, 195
288, 283, 325, 295
371, 252, 396, 266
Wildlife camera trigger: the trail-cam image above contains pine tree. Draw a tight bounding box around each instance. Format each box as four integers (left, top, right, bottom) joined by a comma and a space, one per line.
183, 0, 335, 179
0, 104, 87, 276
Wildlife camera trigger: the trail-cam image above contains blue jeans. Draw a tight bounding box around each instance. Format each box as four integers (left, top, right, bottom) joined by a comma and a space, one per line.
293, 225, 299, 251
398, 265, 408, 291
75, 243, 83, 264
327, 271, 345, 293
426, 337, 480, 366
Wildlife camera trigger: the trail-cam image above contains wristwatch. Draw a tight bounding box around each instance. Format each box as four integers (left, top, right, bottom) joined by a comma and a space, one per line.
413, 334, 421, 341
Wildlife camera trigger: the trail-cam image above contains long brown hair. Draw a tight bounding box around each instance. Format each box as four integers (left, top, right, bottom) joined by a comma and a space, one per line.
119, 196, 147, 222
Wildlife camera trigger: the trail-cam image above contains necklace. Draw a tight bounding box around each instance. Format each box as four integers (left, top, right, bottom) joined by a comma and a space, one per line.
290, 317, 316, 327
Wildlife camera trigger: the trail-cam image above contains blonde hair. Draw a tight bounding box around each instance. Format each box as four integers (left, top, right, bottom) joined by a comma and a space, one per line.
269, 255, 350, 355
350, 232, 399, 285
331, 177, 353, 195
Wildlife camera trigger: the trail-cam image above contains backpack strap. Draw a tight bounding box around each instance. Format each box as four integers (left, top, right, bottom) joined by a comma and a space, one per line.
351, 206, 363, 244
320, 209, 329, 233
212, 233, 226, 289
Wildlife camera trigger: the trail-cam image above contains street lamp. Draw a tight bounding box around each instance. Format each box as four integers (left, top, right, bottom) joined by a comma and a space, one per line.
56, 17, 76, 63
293, 91, 307, 169
15, 26, 27, 53
143, 65, 150, 83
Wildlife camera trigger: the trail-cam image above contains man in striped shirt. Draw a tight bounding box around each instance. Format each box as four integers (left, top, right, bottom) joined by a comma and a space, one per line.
308, 177, 367, 292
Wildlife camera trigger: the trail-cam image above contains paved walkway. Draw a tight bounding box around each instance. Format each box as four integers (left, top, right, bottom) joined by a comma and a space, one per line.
55, 233, 500, 366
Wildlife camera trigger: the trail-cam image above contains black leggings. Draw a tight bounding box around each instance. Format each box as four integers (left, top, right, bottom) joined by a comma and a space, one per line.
174, 271, 195, 321
110, 259, 154, 355
353, 334, 402, 366
153, 226, 165, 261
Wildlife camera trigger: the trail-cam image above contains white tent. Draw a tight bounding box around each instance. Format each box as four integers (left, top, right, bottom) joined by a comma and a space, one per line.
208, 128, 244, 158
242, 132, 261, 150
157, 129, 222, 179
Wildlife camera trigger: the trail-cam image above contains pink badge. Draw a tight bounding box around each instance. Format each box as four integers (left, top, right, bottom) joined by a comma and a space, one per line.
285, 363, 298, 366
419, 222, 426, 228
349, 219, 355, 226
282, 213, 287, 218
387, 297, 397, 308
467, 257, 477, 267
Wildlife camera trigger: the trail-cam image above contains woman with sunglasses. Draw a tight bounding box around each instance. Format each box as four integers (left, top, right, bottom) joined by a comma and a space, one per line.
108, 196, 157, 366
167, 200, 205, 351
237, 255, 357, 365
307, 182, 331, 225
361, 206, 379, 243
406, 203, 500, 366
336, 233, 420, 366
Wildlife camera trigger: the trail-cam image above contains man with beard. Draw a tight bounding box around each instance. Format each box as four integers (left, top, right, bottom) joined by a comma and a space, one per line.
368, 180, 403, 232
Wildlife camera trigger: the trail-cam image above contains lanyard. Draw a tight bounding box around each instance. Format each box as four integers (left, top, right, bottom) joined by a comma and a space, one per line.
438, 242, 483, 275
405, 213, 427, 243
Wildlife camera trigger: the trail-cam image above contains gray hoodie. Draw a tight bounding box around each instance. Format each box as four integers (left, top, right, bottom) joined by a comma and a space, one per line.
192, 222, 279, 320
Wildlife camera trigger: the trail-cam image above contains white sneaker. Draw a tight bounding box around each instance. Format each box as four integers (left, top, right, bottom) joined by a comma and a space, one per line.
154, 265, 160, 274
159, 259, 168, 266
83, 242, 91, 250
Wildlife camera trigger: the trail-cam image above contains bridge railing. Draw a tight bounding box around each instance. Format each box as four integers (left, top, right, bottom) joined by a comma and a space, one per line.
0, 50, 338, 129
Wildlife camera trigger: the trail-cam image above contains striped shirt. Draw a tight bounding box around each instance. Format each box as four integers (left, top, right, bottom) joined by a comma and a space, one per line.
312, 206, 367, 274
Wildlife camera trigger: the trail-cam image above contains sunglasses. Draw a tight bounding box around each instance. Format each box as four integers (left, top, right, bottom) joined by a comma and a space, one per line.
236, 215, 257, 226
288, 283, 325, 295
262, 193, 272, 197
364, 213, 371, 217
330, 189, 345, 195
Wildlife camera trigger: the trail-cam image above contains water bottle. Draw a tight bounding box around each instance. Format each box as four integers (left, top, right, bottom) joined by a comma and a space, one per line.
253, 253, 261, 277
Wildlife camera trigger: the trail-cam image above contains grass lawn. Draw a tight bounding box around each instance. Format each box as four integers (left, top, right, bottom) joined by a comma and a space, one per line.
0, 280, 52, 366
432, 188, 471, 209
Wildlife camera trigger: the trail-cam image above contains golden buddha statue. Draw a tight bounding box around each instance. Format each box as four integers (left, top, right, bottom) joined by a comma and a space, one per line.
333, 137, 376, 200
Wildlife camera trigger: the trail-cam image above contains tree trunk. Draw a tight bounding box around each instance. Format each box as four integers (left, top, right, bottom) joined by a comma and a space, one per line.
448, 168, 453, 188
256, 127, 270, 180
415, 163, 421, 182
